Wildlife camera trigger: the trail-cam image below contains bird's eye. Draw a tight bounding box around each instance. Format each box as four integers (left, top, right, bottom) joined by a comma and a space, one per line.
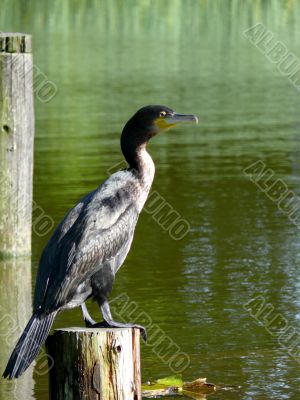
159, 111, 167, 118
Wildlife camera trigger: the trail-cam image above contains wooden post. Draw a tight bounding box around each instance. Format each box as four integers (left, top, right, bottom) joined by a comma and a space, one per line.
46, 327, 141, 400
0, 33, 34, 257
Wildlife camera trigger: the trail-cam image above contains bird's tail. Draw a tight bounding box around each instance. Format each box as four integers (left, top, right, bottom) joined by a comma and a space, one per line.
3, 311, 57, 379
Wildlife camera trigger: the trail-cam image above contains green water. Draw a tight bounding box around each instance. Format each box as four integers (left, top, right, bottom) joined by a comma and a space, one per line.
1, 0, 300, 398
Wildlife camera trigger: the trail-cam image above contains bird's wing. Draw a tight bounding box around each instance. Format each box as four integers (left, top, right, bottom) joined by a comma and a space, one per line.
33, 198, 87, 310
34, 172, 140, 313
48, 203, 138, 310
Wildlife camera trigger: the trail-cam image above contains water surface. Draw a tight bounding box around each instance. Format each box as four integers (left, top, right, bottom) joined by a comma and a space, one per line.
1, 1, 300, 399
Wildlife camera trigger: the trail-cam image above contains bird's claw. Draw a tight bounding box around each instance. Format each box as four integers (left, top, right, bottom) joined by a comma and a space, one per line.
88, 320, 110, 328
133, 324, 147, 342
84, 319, 97, 328
87, 320, 147, 342
130, 324, 147, 343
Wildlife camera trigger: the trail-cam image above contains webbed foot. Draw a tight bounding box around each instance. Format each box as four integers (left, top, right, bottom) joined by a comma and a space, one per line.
90, 319, 147, 342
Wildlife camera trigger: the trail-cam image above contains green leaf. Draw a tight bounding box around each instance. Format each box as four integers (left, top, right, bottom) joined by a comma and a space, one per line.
141, 382, 168, 392
156, 374, 183, 387
142, 374, 220, 398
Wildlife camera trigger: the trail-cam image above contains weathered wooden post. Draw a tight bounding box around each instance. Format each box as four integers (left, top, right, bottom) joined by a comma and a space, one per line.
0, 33, 34, 257
46, 327, 141, 400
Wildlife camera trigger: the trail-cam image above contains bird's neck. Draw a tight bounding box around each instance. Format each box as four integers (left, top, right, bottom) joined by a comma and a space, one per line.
130, 145, 155, 213
135, 145, 155, 186
121, 133, 155, 188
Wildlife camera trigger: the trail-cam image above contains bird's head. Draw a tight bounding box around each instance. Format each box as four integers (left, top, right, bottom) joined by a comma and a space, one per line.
121, 105, 198, 169
122, 105, 198, 141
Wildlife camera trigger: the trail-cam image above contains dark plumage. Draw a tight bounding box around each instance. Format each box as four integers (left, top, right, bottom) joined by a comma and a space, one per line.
3, 105, 198, 379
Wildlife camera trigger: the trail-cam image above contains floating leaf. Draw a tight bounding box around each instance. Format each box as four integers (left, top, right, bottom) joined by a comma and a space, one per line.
183, 378, 218, 394
142, 374, 219, 398
180, 378, 218, 399
142, 386, 179, 398
141, 374, 183, 394
156, 374, 183, 387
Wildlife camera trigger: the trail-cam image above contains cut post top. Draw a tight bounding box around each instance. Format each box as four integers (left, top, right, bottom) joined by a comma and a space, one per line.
0, 33, 32, 53
54, 327, 138, 334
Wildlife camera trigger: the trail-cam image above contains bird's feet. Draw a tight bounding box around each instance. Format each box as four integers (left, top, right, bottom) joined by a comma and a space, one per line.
84, 318, 97, 328
88, 319, 147, 342
81, 303, 97, 327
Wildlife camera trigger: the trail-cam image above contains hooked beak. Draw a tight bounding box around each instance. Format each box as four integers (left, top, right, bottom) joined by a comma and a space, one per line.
165, 112, 199, 125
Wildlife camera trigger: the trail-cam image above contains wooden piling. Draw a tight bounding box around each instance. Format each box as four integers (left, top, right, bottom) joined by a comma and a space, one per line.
0, 33, 34, 257
46, 327, 141, 400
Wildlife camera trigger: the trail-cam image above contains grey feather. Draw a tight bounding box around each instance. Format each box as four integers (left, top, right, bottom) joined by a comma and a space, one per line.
34, 170, 140, 312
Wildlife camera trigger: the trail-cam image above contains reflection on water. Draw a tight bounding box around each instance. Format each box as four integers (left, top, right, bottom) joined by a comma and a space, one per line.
1, 0, 300, 399
0, 258, 34, 399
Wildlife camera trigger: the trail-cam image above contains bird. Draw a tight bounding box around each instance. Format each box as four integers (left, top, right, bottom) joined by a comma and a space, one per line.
3, 105, 198, 379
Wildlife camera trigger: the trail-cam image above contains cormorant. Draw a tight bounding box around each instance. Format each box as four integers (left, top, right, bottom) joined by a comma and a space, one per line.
3, 105, 198, 379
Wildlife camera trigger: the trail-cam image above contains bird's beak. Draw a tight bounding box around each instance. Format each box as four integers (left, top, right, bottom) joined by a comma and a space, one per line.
155, 112, 198, 130
165, 113, 199, 126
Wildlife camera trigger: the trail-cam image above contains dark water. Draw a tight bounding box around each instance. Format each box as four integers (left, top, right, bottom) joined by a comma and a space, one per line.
1, 0, 300, 399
